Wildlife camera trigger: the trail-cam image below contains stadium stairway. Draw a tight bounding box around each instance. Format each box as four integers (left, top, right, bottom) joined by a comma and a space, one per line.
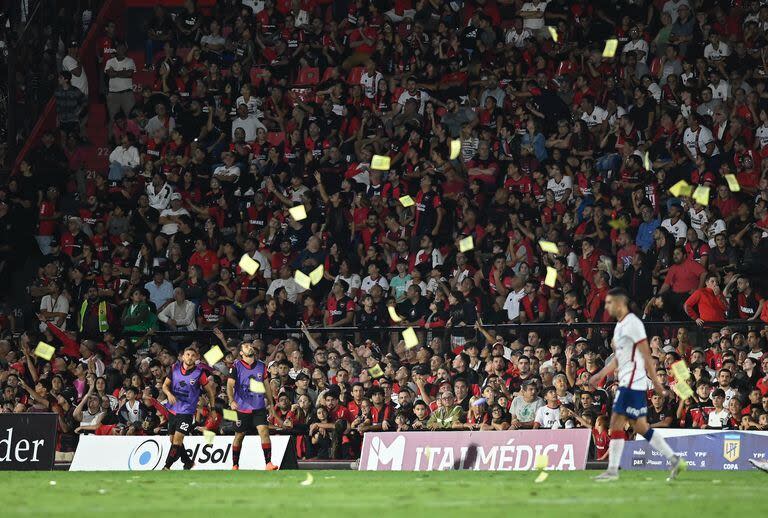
76, 50, 152, 180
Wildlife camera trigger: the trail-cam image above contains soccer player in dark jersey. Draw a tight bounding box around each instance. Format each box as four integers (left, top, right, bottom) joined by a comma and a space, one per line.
227, 340, 278, 470
162, 347, 216, 470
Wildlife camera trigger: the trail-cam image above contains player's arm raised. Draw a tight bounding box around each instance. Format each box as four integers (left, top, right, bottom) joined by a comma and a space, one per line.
589, 356, 617, 389
204, 376, 217, 410
638, 339, 665, 396
162, 377, 177, 405
226, 377, 238, 410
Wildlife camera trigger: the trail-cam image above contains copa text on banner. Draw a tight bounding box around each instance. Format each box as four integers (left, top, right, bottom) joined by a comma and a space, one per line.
359, 430, 591, 471
70, 435, 297, 471
620, 430, 768, 471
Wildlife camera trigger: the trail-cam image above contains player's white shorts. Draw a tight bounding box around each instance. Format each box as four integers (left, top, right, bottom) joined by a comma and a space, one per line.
612, 387, 648, 419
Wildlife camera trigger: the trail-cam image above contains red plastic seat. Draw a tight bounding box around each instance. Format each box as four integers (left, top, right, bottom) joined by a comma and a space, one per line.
347, 66, 364, 85
295, 66, 320, 86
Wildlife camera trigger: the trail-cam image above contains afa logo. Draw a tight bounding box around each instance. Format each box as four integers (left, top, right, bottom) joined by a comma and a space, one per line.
723, 434, 741, 462
366, 435, 406, 470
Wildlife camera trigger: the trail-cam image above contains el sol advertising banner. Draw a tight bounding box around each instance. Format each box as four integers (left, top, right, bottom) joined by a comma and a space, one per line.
70, 435, 297, 471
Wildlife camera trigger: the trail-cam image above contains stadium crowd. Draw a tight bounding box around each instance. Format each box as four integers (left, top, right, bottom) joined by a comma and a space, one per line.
2, 0, 768, 461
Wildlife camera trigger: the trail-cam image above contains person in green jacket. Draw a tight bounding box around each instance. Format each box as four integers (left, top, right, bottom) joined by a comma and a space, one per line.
121, 288, 156, 336
427, 391, 465, 430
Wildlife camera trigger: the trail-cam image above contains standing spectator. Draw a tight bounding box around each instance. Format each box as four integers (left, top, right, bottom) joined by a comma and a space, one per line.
105, 41, 136, 128
54, 71, 87, 138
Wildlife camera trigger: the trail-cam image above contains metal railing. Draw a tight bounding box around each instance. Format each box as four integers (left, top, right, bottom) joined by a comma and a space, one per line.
127, 319, 763, 354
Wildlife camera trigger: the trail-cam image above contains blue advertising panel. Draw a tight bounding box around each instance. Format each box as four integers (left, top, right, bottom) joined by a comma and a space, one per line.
620, 431, 768, 471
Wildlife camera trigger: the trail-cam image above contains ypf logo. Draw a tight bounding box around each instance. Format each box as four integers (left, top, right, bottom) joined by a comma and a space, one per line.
366, 435, 406, 470
128, 439, 164, 470
723, 434, 741, 463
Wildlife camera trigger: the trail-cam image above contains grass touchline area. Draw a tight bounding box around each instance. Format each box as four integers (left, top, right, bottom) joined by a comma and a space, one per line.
1, 470, 767, 517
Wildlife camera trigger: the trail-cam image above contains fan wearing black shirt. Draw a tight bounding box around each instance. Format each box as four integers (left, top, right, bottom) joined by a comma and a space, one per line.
647, 393, 675, 427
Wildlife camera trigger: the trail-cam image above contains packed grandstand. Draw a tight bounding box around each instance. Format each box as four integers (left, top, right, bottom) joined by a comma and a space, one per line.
0, 0, 768, 463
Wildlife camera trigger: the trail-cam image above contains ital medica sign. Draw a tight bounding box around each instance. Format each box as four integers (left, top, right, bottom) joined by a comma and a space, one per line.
359, 430, 592, 471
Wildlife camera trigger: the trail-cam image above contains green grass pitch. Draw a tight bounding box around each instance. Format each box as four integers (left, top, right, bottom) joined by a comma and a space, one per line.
1, 470, 766, 517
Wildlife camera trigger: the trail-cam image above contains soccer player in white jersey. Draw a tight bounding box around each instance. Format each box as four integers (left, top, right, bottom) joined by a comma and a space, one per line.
590, 288, 685, 482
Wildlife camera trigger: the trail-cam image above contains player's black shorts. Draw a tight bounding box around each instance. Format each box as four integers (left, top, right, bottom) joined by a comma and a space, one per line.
234, 409, 268, 433
168, 413, 195, 435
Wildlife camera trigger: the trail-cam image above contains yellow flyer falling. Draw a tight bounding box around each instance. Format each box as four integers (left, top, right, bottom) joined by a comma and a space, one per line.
544, 267, 558, 288
450, 139, 461, 160
238, 253, 260, 275
309, 264, 324, 285
288, 204, 307, 221
399, 195, 415, 207
204, 345, 224, 366
459, 236, 474, 252
539, 240, 559, 254
34, 342, 55, 361
294, 270, 311, 290
388, 306, 403, 323
602, 39, 618, 58
692, 185, 710, 206
371, 155, 391, 170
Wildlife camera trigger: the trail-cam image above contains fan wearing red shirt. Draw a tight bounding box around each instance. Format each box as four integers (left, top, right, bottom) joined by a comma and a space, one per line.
684, 273, 727, 324
189, 238, 219, 282
660, 247, 705, 295
313, 388, 353, 458
519, 279, 549, 323
197, 285, 227, 329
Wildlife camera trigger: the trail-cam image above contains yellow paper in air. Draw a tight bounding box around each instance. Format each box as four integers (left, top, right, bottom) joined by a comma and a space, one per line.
544, 267, 558, 288
607, 218, 628, 230
692, 185, 710, 206
403, 327, 419, 349
288, 204, 307, 221
250, 378, 266, 394
534, 471, 549, 483
643, 151, 650, 170
725, 174, 740, 192
459, 236, 474, 253
539, 240, 559, 254
534, 454, 549, 470
602, 39, 618, 58
399, 195, 415, 207
238, 253, 260, 275
371, 155, 391, 170
669, 180, 692, 197
203, 430, 216, 445
309, 264, 324, 285
204, 345, 224, 366
388, 306, 403, 323
673, 381, 694, 401
368, 364, 385, 378
34, 341, 55, 361
670, 360, 691, 382
223, 409, 238, 421
547, 26, 558, 42
294, 270, 311, 290
450, 139, 461, 160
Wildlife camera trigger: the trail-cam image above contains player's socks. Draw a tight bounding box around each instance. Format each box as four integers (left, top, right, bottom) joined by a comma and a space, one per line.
232, 445, 242, 467
607, 431, 626, 474
179, 444, 194, 468
165, 444, 180, 469
643, 429, 676, 460
262, 442, 272, 464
